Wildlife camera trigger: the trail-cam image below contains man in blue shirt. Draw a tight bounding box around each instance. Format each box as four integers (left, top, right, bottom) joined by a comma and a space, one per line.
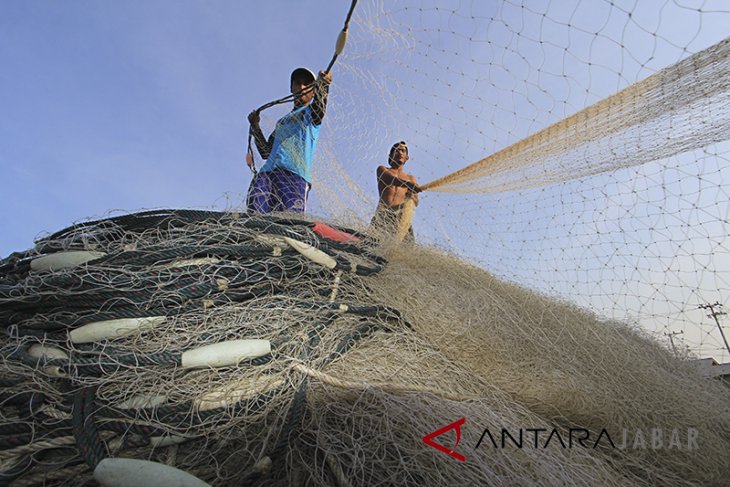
247, 67, 332, 213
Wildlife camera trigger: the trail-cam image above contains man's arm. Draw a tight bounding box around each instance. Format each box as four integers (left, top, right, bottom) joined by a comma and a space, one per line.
376, 166, 422, 193
311, 71, 332, 126
248, 111, 274, 159
408, 174, 420, 206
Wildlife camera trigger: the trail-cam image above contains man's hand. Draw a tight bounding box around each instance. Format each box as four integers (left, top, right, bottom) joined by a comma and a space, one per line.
404, 181, 422, 193
248, 110, 260, 125
318, 70, 332, 87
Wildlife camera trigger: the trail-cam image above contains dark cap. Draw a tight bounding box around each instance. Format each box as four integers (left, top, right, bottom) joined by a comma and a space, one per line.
290, 67, 316, 85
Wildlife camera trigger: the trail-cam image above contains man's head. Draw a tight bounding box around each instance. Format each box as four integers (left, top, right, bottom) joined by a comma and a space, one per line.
388, 141, 409, 168
291, 67, 316, 107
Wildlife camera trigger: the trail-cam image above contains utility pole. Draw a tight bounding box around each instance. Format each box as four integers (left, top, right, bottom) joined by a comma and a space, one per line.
664, 330, 684, 355
698, 302, 730, 355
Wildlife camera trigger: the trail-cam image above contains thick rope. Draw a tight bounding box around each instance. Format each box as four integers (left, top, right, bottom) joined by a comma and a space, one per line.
71, 387, 108, 469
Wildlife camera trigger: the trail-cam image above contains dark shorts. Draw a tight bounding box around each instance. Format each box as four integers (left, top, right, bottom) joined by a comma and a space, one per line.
247, 169, 310, 213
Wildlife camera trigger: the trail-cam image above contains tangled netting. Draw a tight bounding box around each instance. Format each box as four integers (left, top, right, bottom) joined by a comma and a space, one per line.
1, 210, 729, 486
308, 0, 730, 361
420, 37, 730, 194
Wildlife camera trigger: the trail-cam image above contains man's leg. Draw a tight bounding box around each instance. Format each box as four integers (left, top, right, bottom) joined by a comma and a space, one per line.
271, 169, 309, 212
247, 172, 272, 213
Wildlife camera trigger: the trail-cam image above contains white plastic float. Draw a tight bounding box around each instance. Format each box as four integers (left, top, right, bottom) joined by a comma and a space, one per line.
282, 237, 337, 269
30, 251, 106, 272
69, 316, 166, 344
181, 339, 271, 369
27, 344, 68, 377
335, 29, 348, 55
256, 235, 337, 267
93, 458, 210, 487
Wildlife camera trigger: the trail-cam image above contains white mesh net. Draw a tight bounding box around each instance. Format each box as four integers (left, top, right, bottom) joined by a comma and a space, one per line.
310, 0, 730, 362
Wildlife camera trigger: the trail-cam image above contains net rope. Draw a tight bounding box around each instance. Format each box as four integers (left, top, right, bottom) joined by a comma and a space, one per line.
420, 37, 730, 193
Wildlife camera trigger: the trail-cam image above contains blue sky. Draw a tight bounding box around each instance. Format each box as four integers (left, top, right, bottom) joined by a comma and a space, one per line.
0, 1, 344, 255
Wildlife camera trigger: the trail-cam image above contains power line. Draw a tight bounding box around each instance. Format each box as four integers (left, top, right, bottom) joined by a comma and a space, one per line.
698, 302, 729, 355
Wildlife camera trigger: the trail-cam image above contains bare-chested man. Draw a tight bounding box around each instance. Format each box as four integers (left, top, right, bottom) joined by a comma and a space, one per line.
370, 141, 421, 239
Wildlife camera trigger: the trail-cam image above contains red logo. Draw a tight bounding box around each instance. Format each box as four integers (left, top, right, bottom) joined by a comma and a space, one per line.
422, 417, 467, 462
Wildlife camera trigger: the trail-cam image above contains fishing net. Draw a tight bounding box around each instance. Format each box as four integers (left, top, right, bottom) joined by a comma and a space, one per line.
3, 0, 730, 485
312, 0, 730, 362
1, 211, 729, 486
0, 211, 391, 484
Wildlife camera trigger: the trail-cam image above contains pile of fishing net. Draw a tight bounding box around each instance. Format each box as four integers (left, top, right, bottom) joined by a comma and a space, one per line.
1, 210, 728, 486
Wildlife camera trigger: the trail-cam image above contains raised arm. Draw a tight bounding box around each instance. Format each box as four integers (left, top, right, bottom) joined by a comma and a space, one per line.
310, 71, 332, 126
248, 110, 275, 159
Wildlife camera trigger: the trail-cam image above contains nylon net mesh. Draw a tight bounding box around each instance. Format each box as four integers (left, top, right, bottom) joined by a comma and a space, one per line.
2, 1, 730, 486
313, 0, 730, 361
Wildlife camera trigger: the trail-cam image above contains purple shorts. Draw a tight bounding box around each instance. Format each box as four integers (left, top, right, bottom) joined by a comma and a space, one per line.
247, 169, 310, 213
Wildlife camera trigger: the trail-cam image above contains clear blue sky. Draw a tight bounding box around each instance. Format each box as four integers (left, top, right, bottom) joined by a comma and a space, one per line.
0, 1, 345, 256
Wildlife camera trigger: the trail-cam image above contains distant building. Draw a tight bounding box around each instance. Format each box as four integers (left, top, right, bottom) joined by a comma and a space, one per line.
693, 358, 730, 387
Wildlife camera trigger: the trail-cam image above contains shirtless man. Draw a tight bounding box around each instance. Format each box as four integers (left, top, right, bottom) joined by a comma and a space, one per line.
371, 141, 421, 239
